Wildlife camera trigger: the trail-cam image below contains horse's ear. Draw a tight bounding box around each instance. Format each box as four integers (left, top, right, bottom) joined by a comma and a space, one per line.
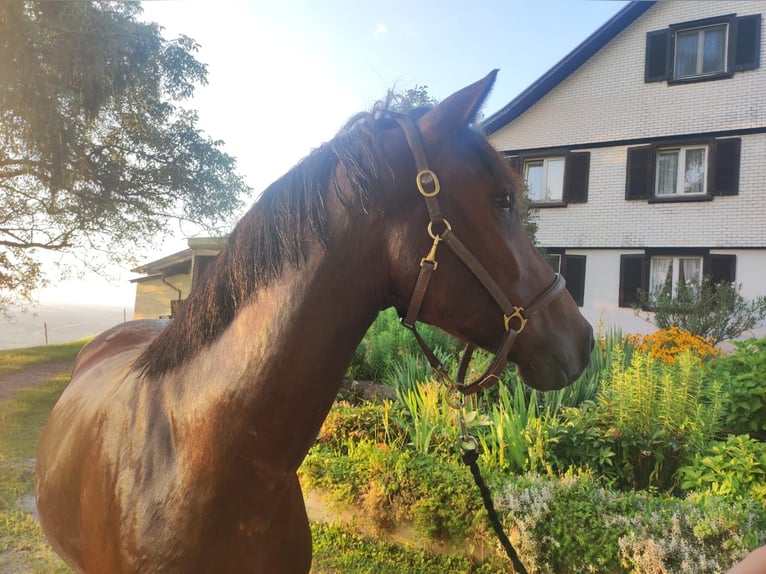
418, 69, 498, 141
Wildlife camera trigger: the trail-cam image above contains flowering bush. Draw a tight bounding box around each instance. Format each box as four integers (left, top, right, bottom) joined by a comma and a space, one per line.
626, 327, 719, 364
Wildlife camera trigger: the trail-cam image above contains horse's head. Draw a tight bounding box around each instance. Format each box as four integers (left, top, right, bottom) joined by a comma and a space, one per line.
383, 70, 594, 391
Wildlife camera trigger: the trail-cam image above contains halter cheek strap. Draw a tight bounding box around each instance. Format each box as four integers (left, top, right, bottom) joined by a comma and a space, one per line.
394, 116, 566, 396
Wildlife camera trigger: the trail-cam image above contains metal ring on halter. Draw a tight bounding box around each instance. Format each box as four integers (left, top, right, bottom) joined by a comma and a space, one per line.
503, 307, 527, 333
427, 219, 451, 240
458, 434, 479, 453
416, 169, 440, 197
445, 385, 465, 410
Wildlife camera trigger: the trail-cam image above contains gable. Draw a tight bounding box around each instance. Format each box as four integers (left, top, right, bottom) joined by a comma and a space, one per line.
488, 1, 765, 152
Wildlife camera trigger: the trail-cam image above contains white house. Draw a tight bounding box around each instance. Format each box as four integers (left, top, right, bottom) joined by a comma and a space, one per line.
485, 0, 765, 337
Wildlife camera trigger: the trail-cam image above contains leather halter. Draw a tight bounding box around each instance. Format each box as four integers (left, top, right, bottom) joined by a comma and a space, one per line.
394, 116, 566, 396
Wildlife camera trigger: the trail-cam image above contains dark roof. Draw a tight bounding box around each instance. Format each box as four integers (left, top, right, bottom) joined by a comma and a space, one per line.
483, 1, 656, 134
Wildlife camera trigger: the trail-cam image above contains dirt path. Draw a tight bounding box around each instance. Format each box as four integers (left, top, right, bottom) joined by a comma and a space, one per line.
0, 358, 75, 401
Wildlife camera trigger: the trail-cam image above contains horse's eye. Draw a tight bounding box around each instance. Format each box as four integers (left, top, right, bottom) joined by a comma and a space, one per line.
495, 193, 513, 210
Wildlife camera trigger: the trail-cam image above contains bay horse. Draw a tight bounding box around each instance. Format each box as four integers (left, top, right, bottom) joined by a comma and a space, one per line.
36, 70, 593, 573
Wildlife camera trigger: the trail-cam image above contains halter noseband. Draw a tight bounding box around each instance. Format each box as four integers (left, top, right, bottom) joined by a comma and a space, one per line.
394, 116, 566, 396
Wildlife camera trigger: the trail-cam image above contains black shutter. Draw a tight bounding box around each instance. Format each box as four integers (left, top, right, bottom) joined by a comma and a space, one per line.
712, 138, 741, 196
619, 254, 646, 307
707, 254, 737, 284
625, 146, 653, 200
564, 152, 590, 203
562, 255, 586, 307
732, 14, 762, 72
506, 155, 521, 175
645, 29, 671, 82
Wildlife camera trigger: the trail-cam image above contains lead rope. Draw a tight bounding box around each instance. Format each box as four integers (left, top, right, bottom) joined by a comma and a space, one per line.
461, 447, 528, 574
453, 394, 528, 574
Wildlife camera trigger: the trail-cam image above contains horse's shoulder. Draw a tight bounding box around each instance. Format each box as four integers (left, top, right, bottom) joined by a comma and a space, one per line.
72, 319, 169, 379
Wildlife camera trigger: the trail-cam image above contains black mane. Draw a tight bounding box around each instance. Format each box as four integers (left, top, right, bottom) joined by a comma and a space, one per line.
134, 104, 512, 378
135, 102, 406, 377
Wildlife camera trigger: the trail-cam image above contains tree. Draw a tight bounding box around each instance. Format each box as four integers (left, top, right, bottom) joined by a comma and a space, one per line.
390, 85, 439, 113
637, 276, 766, 343
0, 2, 250, 313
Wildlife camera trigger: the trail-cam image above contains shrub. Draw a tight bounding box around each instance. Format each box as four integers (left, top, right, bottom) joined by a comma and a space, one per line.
546, 347, 723, 491
707, 337, 766, 437
346, 308, 459, 381
637, 276, 766, 343
678, 434, 766, 505
498, 473, 765, 574
626, 327, 719, 364
317, 401, 407, 452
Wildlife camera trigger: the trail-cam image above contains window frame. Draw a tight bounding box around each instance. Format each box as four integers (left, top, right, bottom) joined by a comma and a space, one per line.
645, 14, 761, 84
523, 156, 566, 204
653, 144, 709, 198
507, 150, 590, 207
648, 255, 704, 295
618, 250, 736, 309
672, 21, 730, 81
544, 249, 586, 307
625, 137, 740, 202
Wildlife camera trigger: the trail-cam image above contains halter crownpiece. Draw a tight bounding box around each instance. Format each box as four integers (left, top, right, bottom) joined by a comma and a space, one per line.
393, 116, 567, 395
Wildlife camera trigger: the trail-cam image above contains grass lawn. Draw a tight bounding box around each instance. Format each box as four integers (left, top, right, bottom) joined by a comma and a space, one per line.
0, 339, 89, 377
0, 375, 73, 573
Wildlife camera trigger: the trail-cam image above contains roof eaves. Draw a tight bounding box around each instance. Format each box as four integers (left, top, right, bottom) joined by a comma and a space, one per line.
131, 248, 193, 275
483, 1, 656, 134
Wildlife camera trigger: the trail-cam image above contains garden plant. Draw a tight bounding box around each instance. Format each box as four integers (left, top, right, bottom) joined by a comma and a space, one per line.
301, 311, 766, 573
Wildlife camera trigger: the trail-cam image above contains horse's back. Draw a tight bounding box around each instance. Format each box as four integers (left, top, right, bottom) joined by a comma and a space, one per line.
35, 319, 168, 573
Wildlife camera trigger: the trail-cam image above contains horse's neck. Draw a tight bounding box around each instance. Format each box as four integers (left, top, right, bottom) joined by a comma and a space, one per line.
176, 241, 384, 472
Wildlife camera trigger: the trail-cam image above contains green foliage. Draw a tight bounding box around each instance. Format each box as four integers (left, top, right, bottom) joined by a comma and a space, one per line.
638, 276, 766, 343
0, 2, 249, 310
398, 381, 458, 455
0, 376, 72, 572
316, 401, 407, 453
499, 473, 764, 574
346, 308, 458, 382
390, 85, 439, 113
707, 338, 766, 436
479, 381, 539, 473
678, 434, 766, 504
303, 442, 490, 545
546, 347, 723, 491
311, 522, 500, 573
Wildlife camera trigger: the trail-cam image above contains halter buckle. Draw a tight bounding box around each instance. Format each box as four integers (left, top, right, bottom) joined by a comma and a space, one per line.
503, 307, 527, 334
416, 169, 440, 197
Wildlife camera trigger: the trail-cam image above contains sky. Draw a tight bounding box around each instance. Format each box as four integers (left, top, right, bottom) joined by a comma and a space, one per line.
36, 0, 630, 308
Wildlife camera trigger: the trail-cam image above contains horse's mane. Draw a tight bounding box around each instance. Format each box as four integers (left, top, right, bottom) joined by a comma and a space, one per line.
135, 99, 409, 377
135, 101, 510, 378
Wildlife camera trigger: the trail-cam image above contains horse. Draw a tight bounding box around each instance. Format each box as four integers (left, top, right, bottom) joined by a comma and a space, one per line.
35, 70, 594, 573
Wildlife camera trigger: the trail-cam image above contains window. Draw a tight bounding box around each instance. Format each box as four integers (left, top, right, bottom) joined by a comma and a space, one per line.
619, 252, 735, 308
626, 137, 740, 201
544, 249, 586, 307
545, 253, 562, 273
674, 24, 728, 79
649, 256, 703, 294
645, 14, 761, 84
655, 146, 707, 196
525, 158, 564, 202
508, 151, 590, 205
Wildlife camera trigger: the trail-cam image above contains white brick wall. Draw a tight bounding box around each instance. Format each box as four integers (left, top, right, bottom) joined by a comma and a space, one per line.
490, 1, 766, 149
534, 133, 766, 248
486, 1, 766, 336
